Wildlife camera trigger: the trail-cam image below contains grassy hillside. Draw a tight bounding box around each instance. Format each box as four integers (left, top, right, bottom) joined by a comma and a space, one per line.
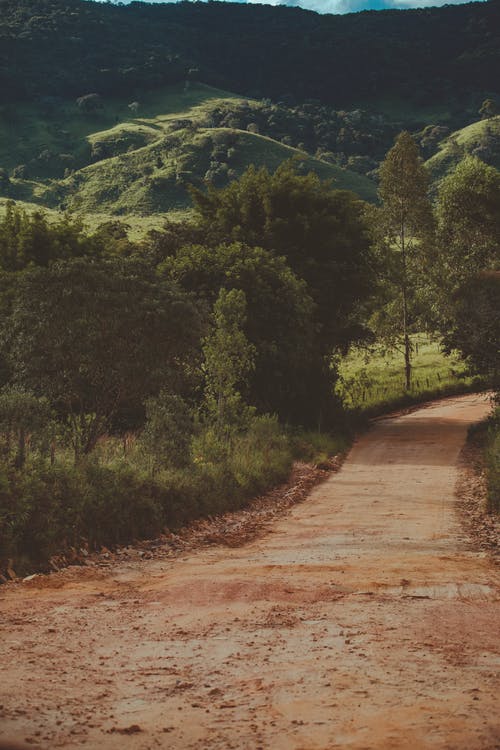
426, 116, 500, 183
0, 83, 377, 234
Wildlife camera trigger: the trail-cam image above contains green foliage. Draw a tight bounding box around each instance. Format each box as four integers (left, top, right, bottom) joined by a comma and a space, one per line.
2, 0, 499, 108
163, 240, 316, 421
0, 461, 163, 569
190, 162, 375, 355
202, 288, 256, 439
1, 412, 332, 573
434, 157, 500, 291
485, 409, 500, 513
139, 392, 194, 474
374, 131, 433, 389
443, 272, 500, 390
479, 99, 498, 120
0, 386, 53, 468
0, 202, 98, 271
3, 257, 200, 458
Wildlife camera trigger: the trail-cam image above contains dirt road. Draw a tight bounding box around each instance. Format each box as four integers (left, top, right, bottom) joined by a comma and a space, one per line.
1, 393, 499, 750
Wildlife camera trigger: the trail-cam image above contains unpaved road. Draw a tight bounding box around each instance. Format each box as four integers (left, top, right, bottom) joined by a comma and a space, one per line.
1, 393, 499, 750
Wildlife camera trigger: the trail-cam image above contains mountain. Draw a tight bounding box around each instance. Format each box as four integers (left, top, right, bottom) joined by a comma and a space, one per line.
1, 0, 499, 106
2, 0, 500, 231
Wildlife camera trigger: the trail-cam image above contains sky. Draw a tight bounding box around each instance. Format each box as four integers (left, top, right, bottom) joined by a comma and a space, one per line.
107, 0, 483, 15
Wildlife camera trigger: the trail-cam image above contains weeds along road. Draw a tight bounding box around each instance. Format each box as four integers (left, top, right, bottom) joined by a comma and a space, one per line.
1, 393, 499, 750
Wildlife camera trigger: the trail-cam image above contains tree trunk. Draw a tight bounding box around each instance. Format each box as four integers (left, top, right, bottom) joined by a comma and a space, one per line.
401, 216, 412, 391
404, 332, 411, 391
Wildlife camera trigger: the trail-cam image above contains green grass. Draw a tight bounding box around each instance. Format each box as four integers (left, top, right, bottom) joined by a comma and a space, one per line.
426, 115, 500, 182
0, 417, 349, 576
0, 83, 377, 230
336, 333, 479, 416
0, 83, 240, 173
46, 125, 375, 215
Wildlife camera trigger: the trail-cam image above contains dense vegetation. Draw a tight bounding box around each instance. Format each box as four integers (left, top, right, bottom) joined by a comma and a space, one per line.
1, 0, 499, 106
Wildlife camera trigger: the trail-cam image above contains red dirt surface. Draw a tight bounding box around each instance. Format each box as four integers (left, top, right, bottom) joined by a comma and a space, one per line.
1, 393, 499, 750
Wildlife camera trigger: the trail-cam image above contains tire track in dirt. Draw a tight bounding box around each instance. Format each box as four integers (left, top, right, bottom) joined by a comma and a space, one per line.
1, 393, 499, 749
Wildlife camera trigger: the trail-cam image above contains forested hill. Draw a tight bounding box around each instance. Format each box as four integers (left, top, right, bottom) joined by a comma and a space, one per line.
1, 0, 499, 106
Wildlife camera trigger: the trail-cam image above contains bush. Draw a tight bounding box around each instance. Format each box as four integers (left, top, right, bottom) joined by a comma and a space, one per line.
139, 391, 194, 473
0, 414, 347, 576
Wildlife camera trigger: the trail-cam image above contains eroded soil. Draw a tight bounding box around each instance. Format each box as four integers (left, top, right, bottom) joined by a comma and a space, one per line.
1, 393, 499, 750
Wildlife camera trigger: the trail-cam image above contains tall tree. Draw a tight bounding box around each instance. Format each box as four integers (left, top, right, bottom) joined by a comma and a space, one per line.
376, 131, 433, 390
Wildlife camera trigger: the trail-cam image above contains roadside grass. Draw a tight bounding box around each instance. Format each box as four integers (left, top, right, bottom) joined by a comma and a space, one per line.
0, 418, 350, 577
336, 333, 481, 417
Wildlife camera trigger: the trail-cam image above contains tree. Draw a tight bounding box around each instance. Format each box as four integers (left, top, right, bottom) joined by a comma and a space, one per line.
444, 271, 500, 391
0, 203, 99, 271
376, 131, 433, 390
479, 98, 498, 120
189, 162, 375, 356
76, 93, 103, 113
162, 241, 319, 423
202, 289, 256, 440
434, 157, 500, 291
0, 386, 53, 468
3, 258, 200, 460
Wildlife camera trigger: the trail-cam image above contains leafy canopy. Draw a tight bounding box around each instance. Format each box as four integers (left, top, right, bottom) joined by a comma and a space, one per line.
190, 162, 375, 353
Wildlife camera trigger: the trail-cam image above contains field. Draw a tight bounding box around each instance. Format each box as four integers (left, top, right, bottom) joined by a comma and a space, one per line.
336, 334, 478, 415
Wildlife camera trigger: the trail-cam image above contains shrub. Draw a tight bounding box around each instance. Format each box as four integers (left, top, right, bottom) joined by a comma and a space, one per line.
139, 391, 194, 474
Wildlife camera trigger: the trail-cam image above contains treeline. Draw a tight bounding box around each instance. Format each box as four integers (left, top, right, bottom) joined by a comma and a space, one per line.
0, 143, 498, 575
1, 0, 499, 105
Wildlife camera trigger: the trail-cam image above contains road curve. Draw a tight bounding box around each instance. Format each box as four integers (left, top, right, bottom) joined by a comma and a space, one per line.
1, 393, 499, 750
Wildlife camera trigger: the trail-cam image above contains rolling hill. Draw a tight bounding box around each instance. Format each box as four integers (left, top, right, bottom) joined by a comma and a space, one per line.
0, 84, 377, 235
